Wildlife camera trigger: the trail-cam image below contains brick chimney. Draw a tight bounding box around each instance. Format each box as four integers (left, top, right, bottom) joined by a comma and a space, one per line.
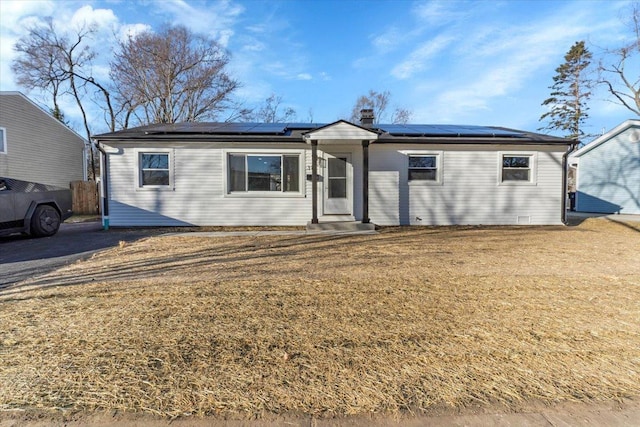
360, 109, 374, 128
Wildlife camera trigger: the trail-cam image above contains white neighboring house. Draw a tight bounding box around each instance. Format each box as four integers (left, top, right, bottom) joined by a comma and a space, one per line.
0, 91, 88, 188
569, 119, 640, 215
93, 112, 572, 228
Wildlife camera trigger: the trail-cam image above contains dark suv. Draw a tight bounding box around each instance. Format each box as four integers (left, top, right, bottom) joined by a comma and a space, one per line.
0, 177, 73, 237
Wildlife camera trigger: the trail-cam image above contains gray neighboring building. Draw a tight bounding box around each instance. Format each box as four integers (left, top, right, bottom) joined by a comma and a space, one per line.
0, 91, 88, 188
569, 120, 640, 215
570, 119, 640, 214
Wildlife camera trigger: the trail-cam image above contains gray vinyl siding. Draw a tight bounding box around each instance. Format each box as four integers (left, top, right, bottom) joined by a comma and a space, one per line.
575, 125, 640, 214
0, 93, 86, 188
369, 144, 565, 225
107, 144, 312, 226
106, 142, 565, 227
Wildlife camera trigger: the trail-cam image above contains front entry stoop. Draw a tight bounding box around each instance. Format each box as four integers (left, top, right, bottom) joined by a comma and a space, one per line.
306, 221, 376, 232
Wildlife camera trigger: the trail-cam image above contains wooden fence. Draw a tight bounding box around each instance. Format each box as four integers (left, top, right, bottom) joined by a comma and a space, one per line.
70, 180, 100, 215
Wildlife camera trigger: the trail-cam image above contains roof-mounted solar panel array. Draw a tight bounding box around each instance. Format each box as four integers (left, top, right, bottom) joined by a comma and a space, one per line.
377, 124, 525, 137
97, 119, 568, 144
144, 122, 292, 135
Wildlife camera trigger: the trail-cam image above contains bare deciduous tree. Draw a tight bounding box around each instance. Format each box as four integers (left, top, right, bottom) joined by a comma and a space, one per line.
598, 3, 640, 116
250, 94, 297, 123
390, 107, 412, 125
110, 25, 239, 126
12, 18, 66, 120
349, 90, 412, 124
12, 18, 114, 180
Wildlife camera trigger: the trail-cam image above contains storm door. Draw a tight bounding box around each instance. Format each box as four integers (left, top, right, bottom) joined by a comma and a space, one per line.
323, 153, 351, 215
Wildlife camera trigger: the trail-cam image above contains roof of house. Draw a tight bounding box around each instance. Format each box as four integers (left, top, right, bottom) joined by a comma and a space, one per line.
94, 120, 571, 145
570, 119, 640, 158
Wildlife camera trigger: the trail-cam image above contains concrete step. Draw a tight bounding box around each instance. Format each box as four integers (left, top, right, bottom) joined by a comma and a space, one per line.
306, 221, 376, 232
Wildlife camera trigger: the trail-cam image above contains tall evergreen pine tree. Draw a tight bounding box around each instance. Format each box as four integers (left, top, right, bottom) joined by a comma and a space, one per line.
539, 41, 593, 141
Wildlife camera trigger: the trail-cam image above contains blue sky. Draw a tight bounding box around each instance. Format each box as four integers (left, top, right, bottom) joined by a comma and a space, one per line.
0, 0, 637, 141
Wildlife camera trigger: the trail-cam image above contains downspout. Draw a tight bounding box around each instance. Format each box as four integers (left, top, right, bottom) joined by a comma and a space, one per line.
82, 142, 89, 181
94, 140, 110, 230
311, 140, 319, 224
561, 142, 579, 225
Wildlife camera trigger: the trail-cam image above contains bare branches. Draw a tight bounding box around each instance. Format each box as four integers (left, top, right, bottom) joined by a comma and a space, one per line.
349, 90, 389, 123
390, 108, 412, 124
11, 18, 112, 180
249, 94, 297, 123
349, 90, 412, 124
110, 25, 239, 126
12, 18, 67, 119
597, 2, 640, 116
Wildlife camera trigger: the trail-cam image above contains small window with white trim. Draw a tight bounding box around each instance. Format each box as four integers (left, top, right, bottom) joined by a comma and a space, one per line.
228, 153, 301, 193
0, 127, 6, 154
139, 152, 171, 187
501, 154, 533, 183
408, 154, 441, 183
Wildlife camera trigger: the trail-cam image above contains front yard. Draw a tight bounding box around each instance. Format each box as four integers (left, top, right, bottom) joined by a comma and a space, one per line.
1, 218, 639, 421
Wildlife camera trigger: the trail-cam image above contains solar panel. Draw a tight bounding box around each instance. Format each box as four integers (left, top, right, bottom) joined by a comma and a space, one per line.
376, 124, 414, 134
251, 123, 288, 133
285, 123, 325, 130
143, 122, 290, 135
378, 124, 524, 137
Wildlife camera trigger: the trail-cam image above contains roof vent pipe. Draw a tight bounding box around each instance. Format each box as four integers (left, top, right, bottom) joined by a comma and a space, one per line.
360, 109, 374, 128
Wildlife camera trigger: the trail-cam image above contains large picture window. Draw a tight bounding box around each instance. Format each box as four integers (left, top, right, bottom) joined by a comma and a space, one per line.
501, 155, 532, 182
139, 152, 170, 187
408, 155, 439, 181
228, 154, 300, 193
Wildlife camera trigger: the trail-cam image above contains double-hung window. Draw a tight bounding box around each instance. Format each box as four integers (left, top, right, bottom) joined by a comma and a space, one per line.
139, 152, 171, 187
228, 153, 300, 193
408, 154, 441, 183
0, 127, 6, 154
501, 155, 533, 183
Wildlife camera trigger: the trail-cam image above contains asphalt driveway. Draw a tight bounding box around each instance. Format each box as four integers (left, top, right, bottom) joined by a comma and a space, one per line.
0, 221, 161, 289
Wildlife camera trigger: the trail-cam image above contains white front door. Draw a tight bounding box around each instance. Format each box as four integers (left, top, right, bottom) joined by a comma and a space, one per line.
323, 153, 351, 215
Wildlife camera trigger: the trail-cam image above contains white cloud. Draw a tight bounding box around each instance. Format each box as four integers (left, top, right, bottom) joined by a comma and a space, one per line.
150, 0, 244, 46
246, 24, 267, 34
407, 1, 629, 126
0, 0, 55, 33
218, 29, 234, 47
70, 5, 119, 31
391, 34, 455, 79
261, 61, 311, 81
118, 23, 152, 41
0, 1, 55, 91
412, 1, 465, 26
371, 27, 404, 53
242, 41, 266, 52
233, 80, 271, 104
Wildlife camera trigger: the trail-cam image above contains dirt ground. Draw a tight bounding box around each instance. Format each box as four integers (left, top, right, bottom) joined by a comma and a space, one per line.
1, 217, 639, 425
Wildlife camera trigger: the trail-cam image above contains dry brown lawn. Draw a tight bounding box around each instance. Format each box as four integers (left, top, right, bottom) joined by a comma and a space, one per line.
1, 218, 639, 420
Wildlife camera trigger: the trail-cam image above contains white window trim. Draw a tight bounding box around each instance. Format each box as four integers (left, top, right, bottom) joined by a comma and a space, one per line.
223, 149, 306, 198
403, 150, 444, 186
0, 127, 7, 154
134, 149, 174, 191
498, 152, 537, 186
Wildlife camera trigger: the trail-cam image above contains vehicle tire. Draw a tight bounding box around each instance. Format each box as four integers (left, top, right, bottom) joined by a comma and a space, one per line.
30, 205, 61, 237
